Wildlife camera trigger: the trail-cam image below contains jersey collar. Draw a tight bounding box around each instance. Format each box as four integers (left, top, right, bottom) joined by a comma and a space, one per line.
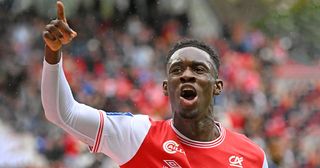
170, 120, 226, 148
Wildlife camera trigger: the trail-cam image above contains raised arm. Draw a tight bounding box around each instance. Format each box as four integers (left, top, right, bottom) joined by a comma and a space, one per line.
41, 1, 151, 164
41, 1, 101, 148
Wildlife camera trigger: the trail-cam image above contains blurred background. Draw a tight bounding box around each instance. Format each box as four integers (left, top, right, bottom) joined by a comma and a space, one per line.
0, 0, 320, 167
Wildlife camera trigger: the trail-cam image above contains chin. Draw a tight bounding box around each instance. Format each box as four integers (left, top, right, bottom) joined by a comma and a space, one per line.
178, 108, 199, 119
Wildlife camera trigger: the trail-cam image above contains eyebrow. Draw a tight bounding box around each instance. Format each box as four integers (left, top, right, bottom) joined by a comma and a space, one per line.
169, 60, 182, 67
168, 60, 218, 77
168, 60, 210, 68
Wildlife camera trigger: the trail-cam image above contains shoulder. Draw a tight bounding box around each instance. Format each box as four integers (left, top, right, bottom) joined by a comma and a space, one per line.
149, 119, 172, 129
101, 112, 170, 136
226, 128, 260, 146
101, 112, 152, 136
143, 119, 173, 139
103, 111, 149, 122
224, 128, 265, 161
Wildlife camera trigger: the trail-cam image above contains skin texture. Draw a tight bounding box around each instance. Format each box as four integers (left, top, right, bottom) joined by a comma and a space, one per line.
163, 47, 223, 141
43, 1, 77, 64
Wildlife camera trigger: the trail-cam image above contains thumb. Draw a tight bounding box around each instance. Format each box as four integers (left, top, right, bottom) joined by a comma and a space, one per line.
57, 1, 67, 23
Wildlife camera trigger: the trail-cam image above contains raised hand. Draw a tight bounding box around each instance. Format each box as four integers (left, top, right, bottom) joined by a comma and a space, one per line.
43, 1, 77, 51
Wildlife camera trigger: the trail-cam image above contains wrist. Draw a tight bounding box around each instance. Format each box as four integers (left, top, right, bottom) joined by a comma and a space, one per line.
45, 45, 61, 64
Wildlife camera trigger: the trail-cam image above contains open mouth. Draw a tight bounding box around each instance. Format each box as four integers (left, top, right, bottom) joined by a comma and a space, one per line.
179, 86, 198, 107
180, 88, 197, 100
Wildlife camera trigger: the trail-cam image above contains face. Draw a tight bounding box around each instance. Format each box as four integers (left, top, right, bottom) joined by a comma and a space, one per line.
163, 47, 223, 120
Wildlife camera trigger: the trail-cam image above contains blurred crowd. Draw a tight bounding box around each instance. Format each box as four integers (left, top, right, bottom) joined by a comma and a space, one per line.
0, 0, 319, 168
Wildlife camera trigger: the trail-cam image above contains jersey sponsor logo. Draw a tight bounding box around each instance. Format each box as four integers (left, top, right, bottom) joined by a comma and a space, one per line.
163, 160, 182, 168
229, 155, 244, 168
163, 140, 185, 154
105, 112, 133, 116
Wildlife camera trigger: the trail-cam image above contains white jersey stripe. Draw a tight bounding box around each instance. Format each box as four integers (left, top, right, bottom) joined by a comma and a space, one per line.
171, 121, 226, 148
176, 128, 226, 148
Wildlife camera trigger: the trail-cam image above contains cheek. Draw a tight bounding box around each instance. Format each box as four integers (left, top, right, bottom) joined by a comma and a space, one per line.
203, 84, 214, 96
202, 83, 215, 105
167, 79, 179, 95
198, 78, 215, 98
199, 76, 215, 90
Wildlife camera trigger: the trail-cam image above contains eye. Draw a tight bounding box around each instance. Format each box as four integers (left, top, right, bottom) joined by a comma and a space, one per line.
170, 67, 182, 74
194, 66, 207, 74
170, 66, 183, 74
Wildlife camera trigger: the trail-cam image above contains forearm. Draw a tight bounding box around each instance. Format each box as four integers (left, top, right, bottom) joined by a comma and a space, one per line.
41, 53, 100, 146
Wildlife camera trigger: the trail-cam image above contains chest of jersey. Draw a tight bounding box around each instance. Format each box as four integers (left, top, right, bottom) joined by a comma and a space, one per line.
121, 121, 263, 168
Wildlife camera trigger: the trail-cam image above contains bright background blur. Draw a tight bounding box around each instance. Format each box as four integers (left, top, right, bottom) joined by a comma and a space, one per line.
0, 0, 320, 167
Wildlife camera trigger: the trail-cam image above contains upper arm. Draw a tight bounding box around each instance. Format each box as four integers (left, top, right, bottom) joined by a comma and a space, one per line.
92, 112, 151, 165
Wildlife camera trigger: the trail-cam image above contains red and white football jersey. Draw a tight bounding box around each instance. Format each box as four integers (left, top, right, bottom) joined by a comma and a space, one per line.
90, 111, 268, 168
41, 59, 268, 168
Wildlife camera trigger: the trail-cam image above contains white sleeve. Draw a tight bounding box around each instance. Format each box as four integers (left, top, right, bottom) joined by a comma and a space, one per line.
99, 113, 151, 165
41, 58, 101, 146
41, 57, 151, 165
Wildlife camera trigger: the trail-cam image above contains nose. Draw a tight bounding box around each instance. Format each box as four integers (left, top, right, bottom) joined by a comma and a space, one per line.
180, 68, 196, 83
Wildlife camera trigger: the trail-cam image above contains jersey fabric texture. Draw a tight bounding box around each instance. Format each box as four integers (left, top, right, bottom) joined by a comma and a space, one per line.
94, 112, 268, 168
41, 58, 268, 168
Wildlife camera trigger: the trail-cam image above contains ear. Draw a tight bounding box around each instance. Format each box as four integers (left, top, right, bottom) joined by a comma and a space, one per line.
213, 79, 223, 95
163, 80, 168, 96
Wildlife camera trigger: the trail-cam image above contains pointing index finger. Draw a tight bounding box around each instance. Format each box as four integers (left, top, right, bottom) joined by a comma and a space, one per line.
57, 1, 66, 23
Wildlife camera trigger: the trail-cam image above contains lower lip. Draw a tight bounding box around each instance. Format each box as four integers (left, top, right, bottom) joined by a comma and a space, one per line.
179, 96, 198, 107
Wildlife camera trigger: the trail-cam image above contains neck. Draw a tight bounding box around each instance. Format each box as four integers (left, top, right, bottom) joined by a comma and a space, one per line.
173, 112, 220, 142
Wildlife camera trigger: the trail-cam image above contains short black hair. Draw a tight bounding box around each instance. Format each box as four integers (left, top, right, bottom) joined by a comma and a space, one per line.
166, 39, 220, 75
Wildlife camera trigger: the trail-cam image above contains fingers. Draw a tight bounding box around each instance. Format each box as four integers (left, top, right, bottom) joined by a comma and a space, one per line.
57, 1, 66, 23
43, 31, 61, 51
45, 24, 63, 40
42, 0, 77, 51
51, 20, 76, 37
43, 31, 57, 41
56, 1, 77, 36
44, 20, 76, 45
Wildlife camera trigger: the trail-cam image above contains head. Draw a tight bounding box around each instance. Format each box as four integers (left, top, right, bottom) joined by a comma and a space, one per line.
162, 39, 223, 120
